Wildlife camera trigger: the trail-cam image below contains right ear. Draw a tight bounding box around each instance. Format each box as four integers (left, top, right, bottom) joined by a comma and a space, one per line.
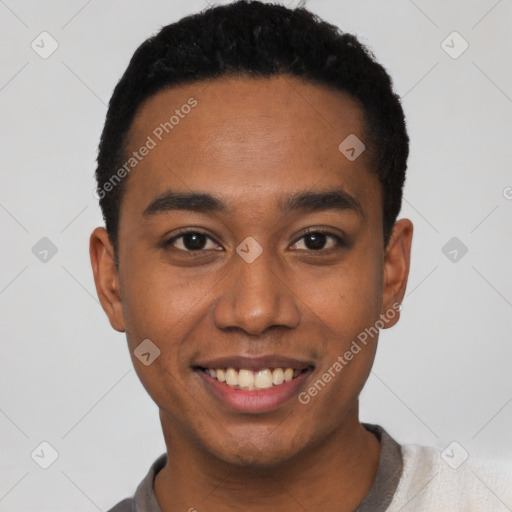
89, 227, 125, 332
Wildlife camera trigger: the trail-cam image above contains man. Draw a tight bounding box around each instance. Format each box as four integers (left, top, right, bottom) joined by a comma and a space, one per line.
89, 1, 511, 510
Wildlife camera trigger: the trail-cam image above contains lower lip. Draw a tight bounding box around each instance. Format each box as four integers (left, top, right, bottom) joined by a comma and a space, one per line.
196, 369, 312, 414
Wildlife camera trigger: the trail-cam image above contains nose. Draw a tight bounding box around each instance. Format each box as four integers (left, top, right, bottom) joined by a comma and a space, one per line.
213, 247, 301, 336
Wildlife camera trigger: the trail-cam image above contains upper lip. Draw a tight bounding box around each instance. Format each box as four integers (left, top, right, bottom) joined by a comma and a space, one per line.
193, 355, 314, 371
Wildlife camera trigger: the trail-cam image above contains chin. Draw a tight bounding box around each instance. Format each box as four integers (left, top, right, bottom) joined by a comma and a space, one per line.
205, 431, 306, 470
220, 447, 294, 470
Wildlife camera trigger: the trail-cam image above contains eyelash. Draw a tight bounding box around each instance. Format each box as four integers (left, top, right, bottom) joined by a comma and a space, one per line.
163, 228, 346, 254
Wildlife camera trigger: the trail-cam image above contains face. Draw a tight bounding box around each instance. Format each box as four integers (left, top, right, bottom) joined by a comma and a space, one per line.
90, 75, 412, 468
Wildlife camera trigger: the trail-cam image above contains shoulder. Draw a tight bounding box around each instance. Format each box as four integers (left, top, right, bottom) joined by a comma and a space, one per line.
105, 452, 167, 512
105, 497, 133, 512
388, 443, 512, 511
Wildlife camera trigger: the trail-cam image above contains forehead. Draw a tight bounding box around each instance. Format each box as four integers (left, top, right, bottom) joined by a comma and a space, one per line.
121, 75, 380, 219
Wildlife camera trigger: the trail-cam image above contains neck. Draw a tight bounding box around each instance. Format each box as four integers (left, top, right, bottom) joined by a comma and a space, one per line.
154, 405, 380, 512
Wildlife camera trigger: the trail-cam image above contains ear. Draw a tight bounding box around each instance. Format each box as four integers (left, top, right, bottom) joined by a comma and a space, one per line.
89, 227, 125, 332
380, 218, 413, 328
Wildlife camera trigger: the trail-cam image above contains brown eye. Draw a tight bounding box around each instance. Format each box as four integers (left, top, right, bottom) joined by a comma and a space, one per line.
304, 232, 328, 250
291, 230, 344, 251
165, 231, 221, 252
180, 233, 207, 250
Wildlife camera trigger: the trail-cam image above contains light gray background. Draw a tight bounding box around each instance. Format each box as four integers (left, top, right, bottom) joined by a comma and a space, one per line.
1, 0, 511, 510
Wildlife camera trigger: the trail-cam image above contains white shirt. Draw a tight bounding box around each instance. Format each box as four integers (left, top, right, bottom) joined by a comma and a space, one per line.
388, 442, 512, 511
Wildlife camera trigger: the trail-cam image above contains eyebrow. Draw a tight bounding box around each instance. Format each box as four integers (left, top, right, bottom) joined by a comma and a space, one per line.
142, 189, 364, 218
280, 190, 364, 218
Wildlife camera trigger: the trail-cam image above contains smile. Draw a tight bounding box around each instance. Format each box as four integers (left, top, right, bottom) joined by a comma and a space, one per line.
198, 367, 308, 390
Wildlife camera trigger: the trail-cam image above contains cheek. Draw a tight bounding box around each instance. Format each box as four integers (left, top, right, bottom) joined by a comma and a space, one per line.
118, 250, 225, 386
299, 248, 383, 403
304, 255, 383, 341
117, 259, 206, 408
119, 247, 210, 335
296, 266, 382, 429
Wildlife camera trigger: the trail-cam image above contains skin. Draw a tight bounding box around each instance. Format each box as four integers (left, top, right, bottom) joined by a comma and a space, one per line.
90, 75, 413, 511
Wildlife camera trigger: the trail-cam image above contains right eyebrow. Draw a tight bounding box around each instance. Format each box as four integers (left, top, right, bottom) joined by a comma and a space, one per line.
142, 190, 230, 217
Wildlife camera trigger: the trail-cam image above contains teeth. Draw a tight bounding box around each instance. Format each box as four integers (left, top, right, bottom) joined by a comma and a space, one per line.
238, 369, 254, 389
225, 368, 238, 387
254, 369, 273, 389
272, 368, 284, 385
204, 367, 304, 389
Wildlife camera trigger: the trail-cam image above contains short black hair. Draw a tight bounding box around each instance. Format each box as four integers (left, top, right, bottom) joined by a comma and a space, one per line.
95, 0, 408, 263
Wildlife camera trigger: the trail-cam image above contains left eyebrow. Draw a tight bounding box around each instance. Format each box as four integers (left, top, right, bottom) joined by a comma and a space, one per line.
279, 190, 365, 219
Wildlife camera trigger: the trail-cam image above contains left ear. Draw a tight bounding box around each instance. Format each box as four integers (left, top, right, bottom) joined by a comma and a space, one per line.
380, 218, 413, 328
